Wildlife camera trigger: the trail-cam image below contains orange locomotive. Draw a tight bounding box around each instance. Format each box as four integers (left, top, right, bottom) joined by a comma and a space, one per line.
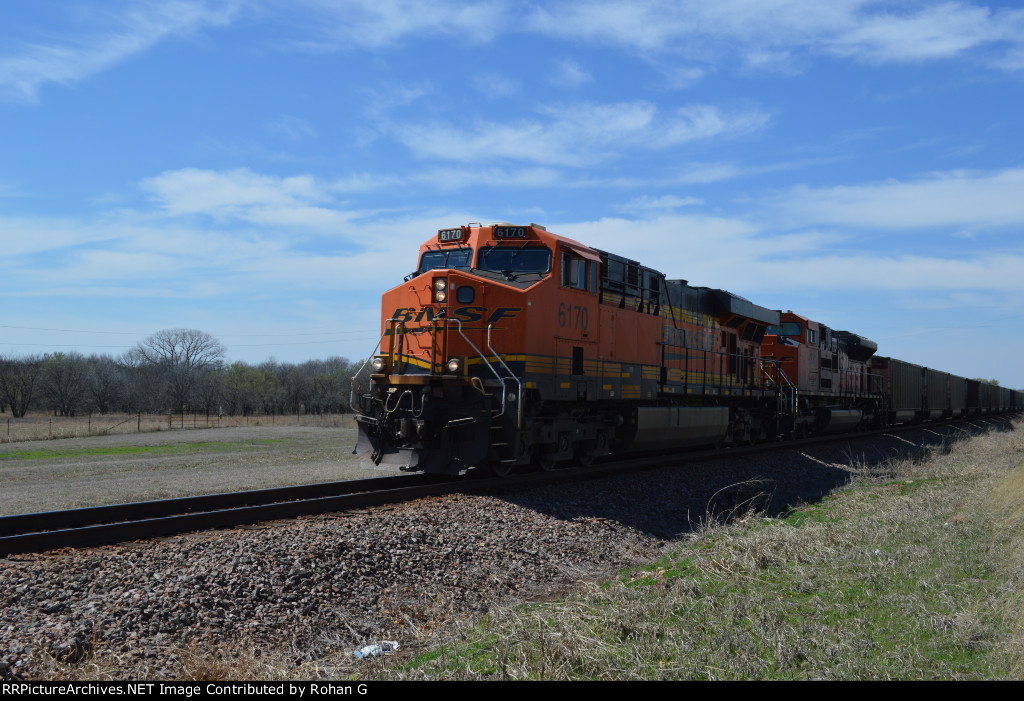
760, 311, 883, 437
353, 222, 783, 475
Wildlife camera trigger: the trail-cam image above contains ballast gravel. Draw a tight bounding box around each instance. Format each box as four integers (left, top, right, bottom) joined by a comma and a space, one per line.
0, 425, 975, 679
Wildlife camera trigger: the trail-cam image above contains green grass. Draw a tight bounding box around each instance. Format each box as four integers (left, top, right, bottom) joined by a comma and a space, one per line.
0, 439, 284, 462
376, 422, 1024, 681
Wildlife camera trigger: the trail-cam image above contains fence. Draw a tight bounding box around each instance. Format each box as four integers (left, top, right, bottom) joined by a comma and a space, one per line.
0, 411, 352, 444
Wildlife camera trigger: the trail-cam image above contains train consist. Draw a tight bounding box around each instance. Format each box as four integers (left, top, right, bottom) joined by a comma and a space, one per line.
352, 223, 1021, 475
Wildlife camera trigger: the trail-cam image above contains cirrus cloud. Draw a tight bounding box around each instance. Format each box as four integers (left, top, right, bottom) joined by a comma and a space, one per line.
395, 101, 769, 166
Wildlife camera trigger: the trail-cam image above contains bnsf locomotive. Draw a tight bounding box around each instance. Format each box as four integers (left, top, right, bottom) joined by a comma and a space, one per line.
352, 223, 1021, 475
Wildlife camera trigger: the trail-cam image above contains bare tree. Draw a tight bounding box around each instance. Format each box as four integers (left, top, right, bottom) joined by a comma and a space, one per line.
88, 355, 127, 413
0, 355, 43, 418
41, 352, 88, 416
126, 329, 226, 411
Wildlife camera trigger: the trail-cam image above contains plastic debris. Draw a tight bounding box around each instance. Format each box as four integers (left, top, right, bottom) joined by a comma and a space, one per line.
352, 641, 399, 659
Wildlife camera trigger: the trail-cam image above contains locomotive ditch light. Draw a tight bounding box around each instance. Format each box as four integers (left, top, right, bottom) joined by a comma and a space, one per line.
371, 356, 388, 374
446, 357, 464, 375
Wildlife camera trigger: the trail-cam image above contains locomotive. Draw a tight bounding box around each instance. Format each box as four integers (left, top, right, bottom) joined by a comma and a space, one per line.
352, 223, 1021, 475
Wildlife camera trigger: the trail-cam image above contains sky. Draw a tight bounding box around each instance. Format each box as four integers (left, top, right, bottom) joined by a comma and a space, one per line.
1, 0, 1022, 387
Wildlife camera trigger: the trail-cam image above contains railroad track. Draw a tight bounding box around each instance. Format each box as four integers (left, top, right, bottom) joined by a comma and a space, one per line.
0, 474, 450, 557
1, 415, 1014, 557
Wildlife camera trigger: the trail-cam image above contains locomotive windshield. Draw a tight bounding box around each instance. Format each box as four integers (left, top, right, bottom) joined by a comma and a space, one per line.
418, 247, 472, 274
478, 245, 552, 274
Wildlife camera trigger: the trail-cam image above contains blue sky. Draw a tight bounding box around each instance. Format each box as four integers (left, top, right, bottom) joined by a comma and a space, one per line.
1, 0, 1023, 387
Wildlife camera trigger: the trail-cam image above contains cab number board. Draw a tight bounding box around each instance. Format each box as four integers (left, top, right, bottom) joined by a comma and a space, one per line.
438, 228, 464, 242
493, 226, 529, 239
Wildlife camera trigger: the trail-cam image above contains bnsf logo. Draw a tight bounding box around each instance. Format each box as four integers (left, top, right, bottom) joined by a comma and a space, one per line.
391, 307, 521, 324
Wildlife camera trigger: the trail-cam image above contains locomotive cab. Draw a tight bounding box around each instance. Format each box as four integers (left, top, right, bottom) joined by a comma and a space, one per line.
353, 223, 557, 475
762, 312, 881, 435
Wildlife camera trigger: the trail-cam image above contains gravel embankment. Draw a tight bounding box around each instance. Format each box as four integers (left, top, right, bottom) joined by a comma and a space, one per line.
0, 424, 982, 679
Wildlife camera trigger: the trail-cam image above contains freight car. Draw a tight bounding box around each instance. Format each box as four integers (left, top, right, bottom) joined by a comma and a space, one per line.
352, 223, 1020, 475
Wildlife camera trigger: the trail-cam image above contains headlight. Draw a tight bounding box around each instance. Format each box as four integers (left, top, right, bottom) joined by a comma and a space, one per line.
434, 278, 447, 290
434, 277, 448, 302
434, 289, 447, 302
446, 357, 462, 374
371, 357, 386, 373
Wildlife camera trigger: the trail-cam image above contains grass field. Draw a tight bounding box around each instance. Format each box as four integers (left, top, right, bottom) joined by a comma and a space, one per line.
372, 418, 1024, 680
0, 422, 380, 515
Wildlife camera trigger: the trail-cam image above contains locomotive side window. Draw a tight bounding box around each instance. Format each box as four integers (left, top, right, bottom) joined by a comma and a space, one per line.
562, 251, 595, 292
766, 321, 802, 338
418, 248, 472, 274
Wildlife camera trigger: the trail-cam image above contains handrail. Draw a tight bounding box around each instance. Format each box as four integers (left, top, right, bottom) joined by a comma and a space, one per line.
488, 324, 523, 430
349, 317, 401, 411
446, 317, 509, 420
759, 358, 798, 418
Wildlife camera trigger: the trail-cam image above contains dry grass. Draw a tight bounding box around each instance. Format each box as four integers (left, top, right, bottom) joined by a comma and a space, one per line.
0, 412, 351, 444
378, 418, 1024, 680
17, 641, 303, 682
0, 423, 374, 516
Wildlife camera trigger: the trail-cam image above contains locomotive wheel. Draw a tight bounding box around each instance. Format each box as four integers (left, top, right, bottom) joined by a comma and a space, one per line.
575, 441, 596, 467
487, 460, 514, 477
536, 446, 558, 472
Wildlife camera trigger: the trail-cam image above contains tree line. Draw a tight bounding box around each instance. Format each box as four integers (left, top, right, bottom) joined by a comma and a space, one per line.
0, 328, 369, 418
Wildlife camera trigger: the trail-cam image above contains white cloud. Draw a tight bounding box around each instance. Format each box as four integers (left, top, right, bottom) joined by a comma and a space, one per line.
474, 72, 520, 98
659, 65, 707, 89
551, 212, 1024, 297
0, 215, 119, 257
139, 168, 367, 231
827, 2, 1022, 63
396, 101, 769, 166
618, 195, 704, 213
775, 167, 1024, 230
4, 0, 1022, 106
410, 167, 563, 190
290, 0, 510, 50
526, 1, 1024, 70
550, 59, 594, 88
359, 82, 433, 118
0, 1, 239, 101
265, 115, 318, 141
